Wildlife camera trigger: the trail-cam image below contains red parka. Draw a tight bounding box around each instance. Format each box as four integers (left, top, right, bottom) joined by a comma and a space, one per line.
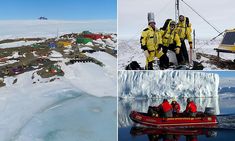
185, 101, 197, 113
160, 101, 173, 112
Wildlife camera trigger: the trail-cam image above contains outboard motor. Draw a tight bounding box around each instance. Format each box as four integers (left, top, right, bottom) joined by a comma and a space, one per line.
204, 107, 216, 116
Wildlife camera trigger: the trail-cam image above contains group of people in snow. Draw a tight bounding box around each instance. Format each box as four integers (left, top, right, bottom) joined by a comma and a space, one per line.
140, 12, 193, 70
150, 98, 197, 118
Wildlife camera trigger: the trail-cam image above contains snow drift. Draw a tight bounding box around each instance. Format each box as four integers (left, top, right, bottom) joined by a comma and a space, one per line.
118, 71, 219, 98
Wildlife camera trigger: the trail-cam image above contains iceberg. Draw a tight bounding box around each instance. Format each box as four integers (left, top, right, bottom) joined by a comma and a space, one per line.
118, 71, 219, 98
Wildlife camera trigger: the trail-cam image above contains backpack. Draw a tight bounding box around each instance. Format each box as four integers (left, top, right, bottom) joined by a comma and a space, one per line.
185, 17, 190, 27
125, 61, 142, 70
185, 17, 192, 33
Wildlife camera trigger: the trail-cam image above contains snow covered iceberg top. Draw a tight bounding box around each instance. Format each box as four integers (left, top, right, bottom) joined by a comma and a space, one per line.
118, 71, 219, 98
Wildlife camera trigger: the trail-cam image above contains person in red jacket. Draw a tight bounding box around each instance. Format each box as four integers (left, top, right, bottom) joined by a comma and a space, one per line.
184, 98, 197, 117
158, 99, 173, 118
171, 99, 181, 117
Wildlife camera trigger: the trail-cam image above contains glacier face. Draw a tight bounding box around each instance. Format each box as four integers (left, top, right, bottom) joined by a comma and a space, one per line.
118, 71, 219, 98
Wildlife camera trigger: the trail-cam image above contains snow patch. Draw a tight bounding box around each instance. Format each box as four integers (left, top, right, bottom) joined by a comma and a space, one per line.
48, 50, 63, 61
85, 42, 93, 46
93, 39, 106, 46
103, 38, 115, 48
80, 47, 93, 51
0, 41, 43, 49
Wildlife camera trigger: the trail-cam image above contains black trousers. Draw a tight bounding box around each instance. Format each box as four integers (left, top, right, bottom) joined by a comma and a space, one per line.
159, 54, 169, 69
162, 44, 184, 65
180, 40, 189, 63
146, 61, 153, 70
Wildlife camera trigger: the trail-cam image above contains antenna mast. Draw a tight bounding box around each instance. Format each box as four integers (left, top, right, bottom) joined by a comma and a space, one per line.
181, 0, 221, 34
175, 0, 179, 22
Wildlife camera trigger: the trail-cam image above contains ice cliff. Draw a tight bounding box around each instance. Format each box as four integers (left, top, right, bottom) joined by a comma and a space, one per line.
118, 71, 219, 98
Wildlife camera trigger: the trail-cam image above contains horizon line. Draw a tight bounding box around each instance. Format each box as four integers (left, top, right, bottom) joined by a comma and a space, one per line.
0, 19, 116, 21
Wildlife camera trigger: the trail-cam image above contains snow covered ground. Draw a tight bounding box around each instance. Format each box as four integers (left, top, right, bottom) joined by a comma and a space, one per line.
48, 50, 63, 61
84, 52, 117, 79
195, 39, 235, 60
0, 40, 44, 49
118, 40, 145, 69
1, 55, 116, 97
0, 61, 117, 141
195, 39, 235, 69
0, 20, 116, 40
118, 71, 219, 98
118, 39, 235, 70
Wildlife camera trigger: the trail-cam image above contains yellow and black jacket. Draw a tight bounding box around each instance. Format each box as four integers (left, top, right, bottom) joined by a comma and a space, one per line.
140, 26, 164, 59
176, 17, 192, 43
160, 21, 181, 47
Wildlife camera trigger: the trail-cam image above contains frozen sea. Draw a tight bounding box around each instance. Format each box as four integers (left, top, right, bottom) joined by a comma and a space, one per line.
0, 90, 116, 141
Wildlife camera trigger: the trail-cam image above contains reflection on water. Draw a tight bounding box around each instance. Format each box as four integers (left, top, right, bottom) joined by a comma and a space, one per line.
130, 127, 218, 141
119, 126, 235, 141
119, 98, 219, 127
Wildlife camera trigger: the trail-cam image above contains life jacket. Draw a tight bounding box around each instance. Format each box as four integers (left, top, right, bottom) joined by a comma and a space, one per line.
186, 101, 197, 113
161, 101, 172, 113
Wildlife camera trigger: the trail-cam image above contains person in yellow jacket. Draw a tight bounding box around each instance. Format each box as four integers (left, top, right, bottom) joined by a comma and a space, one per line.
140, 13, 168, 70
160, 20, 183, 65
176, 15, 193, 64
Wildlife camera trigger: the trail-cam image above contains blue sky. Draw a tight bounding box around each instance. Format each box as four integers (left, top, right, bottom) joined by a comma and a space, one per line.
205, 71, 235, 78
0, 0, 116, 20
